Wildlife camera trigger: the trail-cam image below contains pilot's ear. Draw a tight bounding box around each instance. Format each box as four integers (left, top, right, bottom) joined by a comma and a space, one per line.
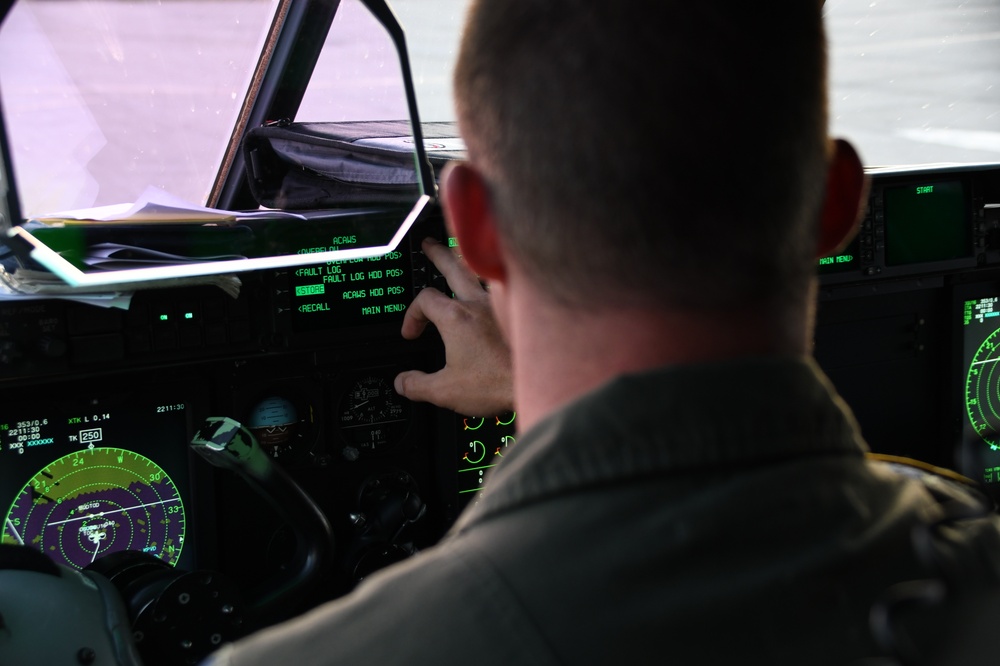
816, 138, 868, 258
440, 161, 507, 282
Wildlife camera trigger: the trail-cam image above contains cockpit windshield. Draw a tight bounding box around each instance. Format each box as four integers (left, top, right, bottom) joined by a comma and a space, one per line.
0, 0, 996, 288
0, 0, 275, 214
826, 0, 1000, 167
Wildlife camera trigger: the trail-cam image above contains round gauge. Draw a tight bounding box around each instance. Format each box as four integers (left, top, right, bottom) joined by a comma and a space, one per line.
2, 447, 185, 570
462, 416, 485, 431
247, 395, 301, 459
338, 373, 410, 455
241, 381, 321, 465
967, 328, 1000, 450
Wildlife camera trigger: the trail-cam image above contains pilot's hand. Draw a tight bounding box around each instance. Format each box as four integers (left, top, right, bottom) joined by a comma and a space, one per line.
394, 237, 513, 417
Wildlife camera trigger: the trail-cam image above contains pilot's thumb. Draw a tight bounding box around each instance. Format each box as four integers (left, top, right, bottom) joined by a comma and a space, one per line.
394, 369, 434, 405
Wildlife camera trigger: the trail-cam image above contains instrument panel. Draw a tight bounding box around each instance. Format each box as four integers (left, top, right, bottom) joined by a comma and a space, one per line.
815, 163, 1000, 496
0, 211, 517, 607
2, 163, 1000, 615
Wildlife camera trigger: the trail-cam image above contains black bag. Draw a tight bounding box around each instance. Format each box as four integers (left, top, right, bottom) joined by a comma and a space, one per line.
243, 120, 464, 210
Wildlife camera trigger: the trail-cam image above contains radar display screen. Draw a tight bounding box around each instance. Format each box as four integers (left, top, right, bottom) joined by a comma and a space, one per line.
0, 394, 193, 570
960, 291, 1000, 489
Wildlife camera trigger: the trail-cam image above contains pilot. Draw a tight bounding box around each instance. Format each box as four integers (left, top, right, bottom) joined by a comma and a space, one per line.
205, 1, 1000, 664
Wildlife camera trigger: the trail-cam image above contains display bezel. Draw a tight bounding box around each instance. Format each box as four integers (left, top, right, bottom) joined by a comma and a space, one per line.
952, 279, 1000, 499
0, 388, 199, 572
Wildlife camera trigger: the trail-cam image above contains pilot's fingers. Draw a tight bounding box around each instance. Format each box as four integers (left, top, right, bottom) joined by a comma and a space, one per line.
394, 362, 511, 417
400, 286, 453, 340
394, 368, 453, 410
421, 237, 486, 301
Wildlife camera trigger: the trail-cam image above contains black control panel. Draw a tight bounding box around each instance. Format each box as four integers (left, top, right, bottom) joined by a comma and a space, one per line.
814, 163, 1000, 494
0, 209, 518, 610
1, 163, 998, 618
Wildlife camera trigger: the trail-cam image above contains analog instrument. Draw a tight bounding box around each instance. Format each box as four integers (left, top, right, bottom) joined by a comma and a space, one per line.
338, 373, 409, 455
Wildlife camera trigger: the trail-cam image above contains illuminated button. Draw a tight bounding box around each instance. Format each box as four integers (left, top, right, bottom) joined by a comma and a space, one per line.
179, 305, 201, 323
177, 303, 202, 348
151, 308, 175, 326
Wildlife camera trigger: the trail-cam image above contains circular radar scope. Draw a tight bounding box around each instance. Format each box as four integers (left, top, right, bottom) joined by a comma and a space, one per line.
967, 328, 1000, 450
2, 447, 186, 569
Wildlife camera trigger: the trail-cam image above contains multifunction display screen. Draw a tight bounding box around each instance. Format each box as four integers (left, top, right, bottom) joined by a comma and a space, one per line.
960, 293, 1000, 489
885, 179, 970, 266
0, 395, 193, 571
292, 245, 412, 330
289, 236, 412, 331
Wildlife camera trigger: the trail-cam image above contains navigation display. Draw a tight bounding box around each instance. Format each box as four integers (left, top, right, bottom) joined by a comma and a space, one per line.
0, 394, 194, 571
958, 289, 1000, 493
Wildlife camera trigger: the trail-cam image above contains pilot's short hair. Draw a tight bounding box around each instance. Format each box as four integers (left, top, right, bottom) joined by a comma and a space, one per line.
453, 0, 829, 313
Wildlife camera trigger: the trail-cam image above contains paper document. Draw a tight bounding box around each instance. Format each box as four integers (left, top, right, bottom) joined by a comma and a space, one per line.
0, 265, 241, 302
31, 186, 307, 225
82, 243, 247, 270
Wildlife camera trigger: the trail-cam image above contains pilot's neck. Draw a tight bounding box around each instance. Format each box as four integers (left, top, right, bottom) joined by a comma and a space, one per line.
497, 278, 810, 434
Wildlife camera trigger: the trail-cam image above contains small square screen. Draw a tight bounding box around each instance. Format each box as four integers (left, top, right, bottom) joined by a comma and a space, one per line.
884, 179, 969, 266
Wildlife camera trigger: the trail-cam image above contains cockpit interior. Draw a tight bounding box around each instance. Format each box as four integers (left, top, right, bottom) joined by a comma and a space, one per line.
0, 0, 998, 664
